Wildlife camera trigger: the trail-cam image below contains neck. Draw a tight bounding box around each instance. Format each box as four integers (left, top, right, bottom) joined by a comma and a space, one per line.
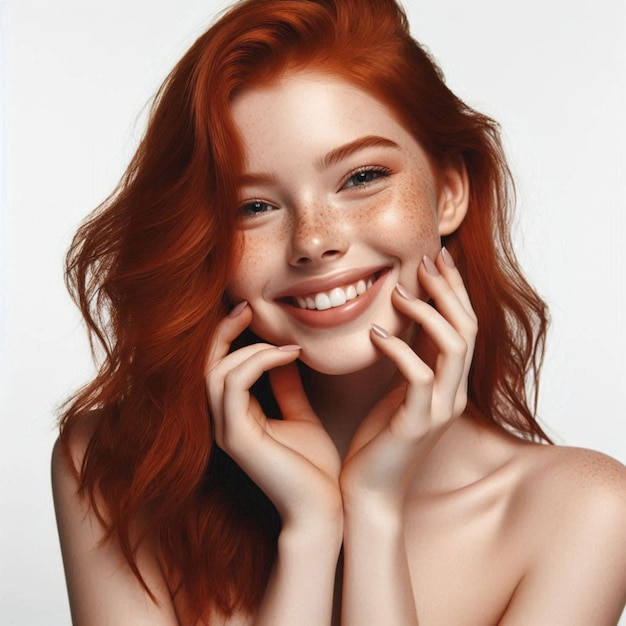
300, 356, 397, 459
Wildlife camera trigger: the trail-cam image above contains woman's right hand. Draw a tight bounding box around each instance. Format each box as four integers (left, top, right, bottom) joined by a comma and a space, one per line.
205, 302, 343, 532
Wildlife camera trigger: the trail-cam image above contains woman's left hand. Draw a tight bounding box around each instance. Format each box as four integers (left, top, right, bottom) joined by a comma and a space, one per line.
340, 248, 478, 513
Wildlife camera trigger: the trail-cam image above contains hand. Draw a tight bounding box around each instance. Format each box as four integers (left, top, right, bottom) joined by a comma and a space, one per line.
340, 248, 478, 512
205, 303, 342, 530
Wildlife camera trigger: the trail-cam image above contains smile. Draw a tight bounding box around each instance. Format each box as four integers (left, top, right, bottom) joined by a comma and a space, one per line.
291, 273, 379, 311
276, 268, 390, 329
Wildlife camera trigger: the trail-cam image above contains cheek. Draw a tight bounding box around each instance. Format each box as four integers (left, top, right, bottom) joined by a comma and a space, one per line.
226, 230, 275, 300
360, 172, 440, 256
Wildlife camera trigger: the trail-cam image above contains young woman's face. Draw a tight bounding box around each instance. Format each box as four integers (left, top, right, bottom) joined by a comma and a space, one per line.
227, 71, 453, 374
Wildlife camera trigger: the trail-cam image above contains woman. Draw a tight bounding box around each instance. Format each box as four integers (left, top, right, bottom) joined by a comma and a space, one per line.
52, 0, 626, 624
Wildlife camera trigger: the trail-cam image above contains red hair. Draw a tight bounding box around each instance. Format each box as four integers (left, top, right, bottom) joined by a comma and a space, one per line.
59, 0, 550, 620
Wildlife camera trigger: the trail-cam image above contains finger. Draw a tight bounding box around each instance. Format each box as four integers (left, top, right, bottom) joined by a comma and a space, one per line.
395, 255, 477, 385
370, 324, 434, 437
207, 342, 279, 442
390, 294, 467, 409
204, 301, 253, 373
436, 247, 477, 319
207, 342, 276, 407
430, 250, 478, 391
416, 254, 477, 344
221, 346, 302, 451
269, 363, 321, 425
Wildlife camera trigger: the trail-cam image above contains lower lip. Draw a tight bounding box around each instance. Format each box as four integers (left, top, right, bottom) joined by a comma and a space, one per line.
277, 270, 391, 329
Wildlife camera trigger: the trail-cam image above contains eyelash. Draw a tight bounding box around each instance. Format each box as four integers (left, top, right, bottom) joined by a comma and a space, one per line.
239, 199, 277, 218
341, 165, 391, 189
238, 165, 392, 218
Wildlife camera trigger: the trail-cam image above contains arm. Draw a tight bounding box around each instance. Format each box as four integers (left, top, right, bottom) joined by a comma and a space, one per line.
340, 249, 477, 624
255, 522, 342, 625
51, 427, 179, 626
341, 502, 417, 625
206, 304, 343, 625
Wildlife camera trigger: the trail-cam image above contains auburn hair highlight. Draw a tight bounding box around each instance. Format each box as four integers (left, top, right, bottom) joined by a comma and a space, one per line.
59, 0, 551, 620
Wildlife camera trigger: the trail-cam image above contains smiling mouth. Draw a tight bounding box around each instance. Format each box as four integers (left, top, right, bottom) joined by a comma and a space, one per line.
284, 270, 385, 311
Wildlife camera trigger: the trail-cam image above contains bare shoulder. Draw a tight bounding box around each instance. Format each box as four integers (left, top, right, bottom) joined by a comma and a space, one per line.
51, 410, 99, 483
51, 413, 179, 626
509, 443, 626, 544
515, 443, 626, 516
498, 443, 626, 624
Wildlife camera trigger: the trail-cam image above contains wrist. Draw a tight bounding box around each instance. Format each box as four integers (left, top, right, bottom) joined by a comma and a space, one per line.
339, 466, 413, 520
342, 494, 405, 533
280, 486, 344, 535
278, 519, 344, 559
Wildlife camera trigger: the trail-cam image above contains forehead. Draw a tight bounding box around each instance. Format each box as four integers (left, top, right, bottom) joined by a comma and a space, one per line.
230, 71, 422, 168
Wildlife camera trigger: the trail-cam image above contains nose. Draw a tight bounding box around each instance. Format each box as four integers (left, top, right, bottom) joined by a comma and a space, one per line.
288, 207, 349, 267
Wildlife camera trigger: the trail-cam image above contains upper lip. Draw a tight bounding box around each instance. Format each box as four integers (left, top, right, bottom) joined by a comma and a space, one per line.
274, 265, 390, 300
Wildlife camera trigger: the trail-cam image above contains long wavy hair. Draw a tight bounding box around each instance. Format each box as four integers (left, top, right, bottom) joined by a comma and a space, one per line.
59, 0, 550, 620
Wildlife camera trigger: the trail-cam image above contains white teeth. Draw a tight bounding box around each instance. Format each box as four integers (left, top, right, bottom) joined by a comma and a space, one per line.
314, 293, 332, 310
291, 274, 378, 311
329, 287, 347, 307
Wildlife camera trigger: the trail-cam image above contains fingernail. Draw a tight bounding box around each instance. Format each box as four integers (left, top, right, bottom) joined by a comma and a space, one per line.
422, 255, 440, 276
441, 246, 455, 269
371, 323, 390, 339
395, 283, 415, 300
278, 344, 302, 352
228, 301, 248, 318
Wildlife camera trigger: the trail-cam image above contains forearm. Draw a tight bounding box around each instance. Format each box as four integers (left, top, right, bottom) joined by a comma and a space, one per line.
341, 503, 418, 625
255, 521, 343, 626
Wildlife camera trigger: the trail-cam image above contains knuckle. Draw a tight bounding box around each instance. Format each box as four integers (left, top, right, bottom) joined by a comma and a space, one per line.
410, 366, 435, 387
452, 381, 469, 416
466, 314, 479, 335
458, 318, 478, 345
205, 358, 221, 376
453, 394, 468, 417
448, 335, 468, 357
205, 357, 227, 383
223, 368, 243, 391
206, 378, 220, 402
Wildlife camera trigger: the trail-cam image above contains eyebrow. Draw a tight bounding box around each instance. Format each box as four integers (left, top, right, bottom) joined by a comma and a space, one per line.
315, 135, 400, 170
237, 135, 400, 188
237, 171, 280, 187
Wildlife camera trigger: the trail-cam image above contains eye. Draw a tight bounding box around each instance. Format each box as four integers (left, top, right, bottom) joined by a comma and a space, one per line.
342, 166, 391, 189
239, 199, 277, 218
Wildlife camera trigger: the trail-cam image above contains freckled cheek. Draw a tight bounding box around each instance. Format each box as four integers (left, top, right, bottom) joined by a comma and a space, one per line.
225, 231, 276, 301
359, 182, 440, 259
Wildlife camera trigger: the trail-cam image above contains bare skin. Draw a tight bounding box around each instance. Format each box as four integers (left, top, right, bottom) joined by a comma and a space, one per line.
52, 72, 626, 625
52, 401, 626, 625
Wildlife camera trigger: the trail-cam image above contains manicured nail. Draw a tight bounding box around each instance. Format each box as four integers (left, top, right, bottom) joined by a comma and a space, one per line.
371, 323, 390, 339
228, 301, 248, 318
278, 344, 302, 351
441, 246, 456, 269
422, 255, 440, 276
395, 283, 415, 300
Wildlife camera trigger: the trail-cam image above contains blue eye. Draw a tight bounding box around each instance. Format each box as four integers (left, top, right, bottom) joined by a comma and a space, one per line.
239, 200, 276, 217
343, 166, 391, 189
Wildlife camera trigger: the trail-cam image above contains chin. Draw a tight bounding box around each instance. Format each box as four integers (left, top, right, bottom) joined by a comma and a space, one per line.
298, 341, 383, 376
250, 307, 413, 377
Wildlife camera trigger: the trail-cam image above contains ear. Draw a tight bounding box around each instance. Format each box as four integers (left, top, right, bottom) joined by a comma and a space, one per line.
436, 157, 469, 237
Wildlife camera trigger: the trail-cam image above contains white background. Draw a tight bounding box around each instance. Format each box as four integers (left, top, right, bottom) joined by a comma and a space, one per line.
1, 0, 624, 624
